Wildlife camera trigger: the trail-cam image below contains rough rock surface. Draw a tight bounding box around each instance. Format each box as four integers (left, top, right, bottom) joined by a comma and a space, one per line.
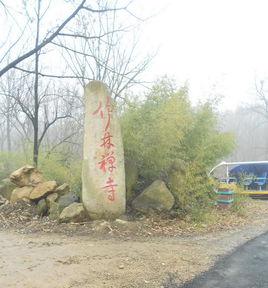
82, 80, 126, 220
132, 180, 175, 213
10, 186, 33, 203
55, 183, 70, 195
59, 203, 86, 223
48, 201, 60, 220
9, 165, 43, 187
46, 193, 58, 208
58, 192, 79, 212
29, 181, 57, 201
0, 178, 16, 200
36, 199, 47, 216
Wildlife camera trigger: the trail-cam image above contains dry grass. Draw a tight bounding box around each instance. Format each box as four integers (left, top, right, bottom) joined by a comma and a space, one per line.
0, 197, 267, 239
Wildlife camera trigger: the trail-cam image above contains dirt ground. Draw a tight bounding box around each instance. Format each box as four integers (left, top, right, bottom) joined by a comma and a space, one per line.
0, 200, 268, 288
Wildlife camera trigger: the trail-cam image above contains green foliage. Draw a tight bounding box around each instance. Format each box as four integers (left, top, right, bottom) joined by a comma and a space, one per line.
38, 153, 82, 196
125, 160, 139, 203
0, 151, 82, 196
121, 77, 235, 217
1, 76, 235, 220
180, 103, 235, 167
0, 152, 29, 179
168, 162, 216, 219
230, 188, 248, 216
121, 78, 192, 180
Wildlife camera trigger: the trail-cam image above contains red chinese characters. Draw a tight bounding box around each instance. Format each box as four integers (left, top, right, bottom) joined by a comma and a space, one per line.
100, 131, 114, 149
92, 96, 117, 202
105, 96, 112, 131
92, 101, 104, 119
98, 151, 116, 173
102, 177, 117, 201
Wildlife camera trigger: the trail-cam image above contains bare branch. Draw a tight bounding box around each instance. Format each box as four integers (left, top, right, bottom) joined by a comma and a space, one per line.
0, 0, 86, 77
45, 131, 79, 157
38, 114, 72, 146
14, 66, 91, 80
58, 29, 126, 40
81, 5, 128, 13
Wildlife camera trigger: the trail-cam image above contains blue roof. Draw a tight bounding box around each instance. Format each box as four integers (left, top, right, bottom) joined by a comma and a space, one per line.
230, 163, 268, 176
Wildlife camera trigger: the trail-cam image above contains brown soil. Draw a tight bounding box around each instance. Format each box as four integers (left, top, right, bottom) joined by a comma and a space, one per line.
0, 200, 268, 287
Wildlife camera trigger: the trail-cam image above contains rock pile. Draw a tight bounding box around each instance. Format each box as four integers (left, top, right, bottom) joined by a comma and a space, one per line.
0, 165, 177, 226
0, 165, 87, 223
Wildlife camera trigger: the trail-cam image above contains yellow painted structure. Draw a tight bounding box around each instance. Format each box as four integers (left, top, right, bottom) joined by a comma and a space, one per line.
218, 182, 268, 195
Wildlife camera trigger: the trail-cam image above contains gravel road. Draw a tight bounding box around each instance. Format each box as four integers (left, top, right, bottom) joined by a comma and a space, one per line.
1, 222, 268, 288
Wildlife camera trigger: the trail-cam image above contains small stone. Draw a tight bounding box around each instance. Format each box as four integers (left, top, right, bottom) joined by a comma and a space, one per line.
36, 199, 48, 216
46, 193, 58, 208
92, 220, 111, 232
55, 183, 70, 195
49, 201, 60, 220
10, 186, 33, 203
115, 219, 128, 225
58, 192, 79, 212
29, 181, 57, 201
117, 214, 130, 221
118, 264, 124, 269
59, 203, 86, 223
9, 165, 43, 187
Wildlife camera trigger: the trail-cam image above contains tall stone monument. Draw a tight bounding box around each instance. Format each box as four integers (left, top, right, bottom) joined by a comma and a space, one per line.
82, 81, 126, 219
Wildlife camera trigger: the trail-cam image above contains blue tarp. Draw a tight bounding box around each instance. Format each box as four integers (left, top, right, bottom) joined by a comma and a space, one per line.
230, 163, 268, 177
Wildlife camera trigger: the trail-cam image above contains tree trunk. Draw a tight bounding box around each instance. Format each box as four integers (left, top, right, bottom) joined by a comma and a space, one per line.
6, 96, 11, 152
33, 0, 41, 167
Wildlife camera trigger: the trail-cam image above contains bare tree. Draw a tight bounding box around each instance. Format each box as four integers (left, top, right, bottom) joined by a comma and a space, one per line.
219, 79, 268, 162
0, 0, 134, 78
251, 79, 268, 119
54, 3, 152, 99
0, 0, 152, 167
0, 69, 21, 152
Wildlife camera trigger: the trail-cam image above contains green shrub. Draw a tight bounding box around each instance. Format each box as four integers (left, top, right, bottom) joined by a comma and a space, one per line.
168, 162, 216, 219
0, 152, 29, 179
179, 103, 235, 166
0, 150, 82, 196
231, 188, 248, 216
38, 142, 83, 195
121, 77, 235, 218
121, 79, 193, 181
38, 153, 82, 196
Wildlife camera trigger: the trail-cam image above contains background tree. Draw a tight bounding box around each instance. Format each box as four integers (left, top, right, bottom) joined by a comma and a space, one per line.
0, 0, 151, 166
220, 79, 268, 161
121, 77, 235, 217
56, 6, 152, 98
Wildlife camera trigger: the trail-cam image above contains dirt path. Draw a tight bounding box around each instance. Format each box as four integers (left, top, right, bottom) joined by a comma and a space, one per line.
1, 220, 268, 288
